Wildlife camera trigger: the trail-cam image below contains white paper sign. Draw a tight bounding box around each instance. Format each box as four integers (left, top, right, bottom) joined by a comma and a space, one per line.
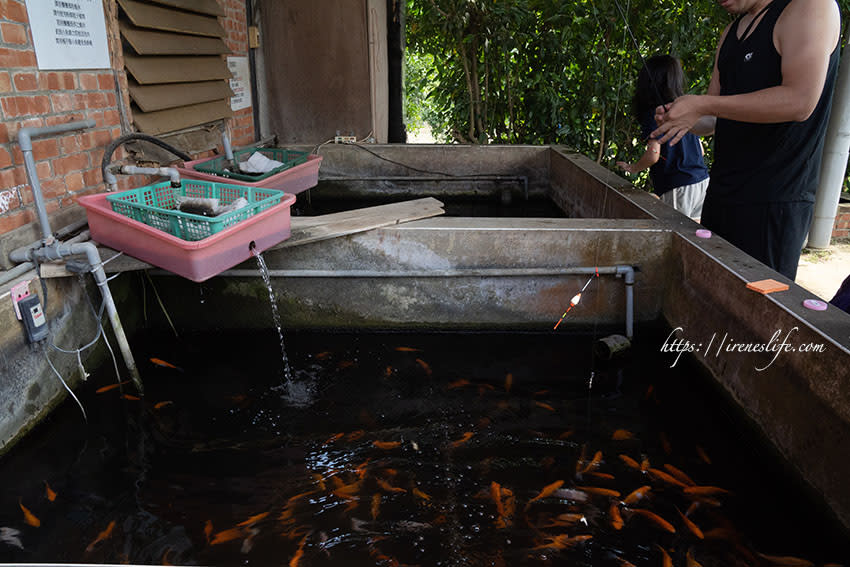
228, 56, 251, 111
26, 0, 110, 70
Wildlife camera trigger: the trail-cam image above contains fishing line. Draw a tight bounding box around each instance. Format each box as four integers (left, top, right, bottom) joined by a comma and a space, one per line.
607, 0, 668, 109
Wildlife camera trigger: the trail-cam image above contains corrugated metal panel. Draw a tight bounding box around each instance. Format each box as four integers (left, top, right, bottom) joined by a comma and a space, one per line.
129, 79, 233, 112
118, 0, 226, 38
120, 22, 230, 55
132, 100, 233, 135
124, 55, 230, 85
148, 0, 225, 17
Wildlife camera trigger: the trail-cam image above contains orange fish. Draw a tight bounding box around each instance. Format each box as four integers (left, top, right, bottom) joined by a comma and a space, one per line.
526, 480, 564, 507
534, 401, 556, 412
631, 509, 676, 533
648, 468, 688, 488
586, 471, 615, 481
372, 440, 401, 450
412, 487, 431, 501
578, 450, 603, 474
559, 430, 575, 440
154, 401, 173, 409
210, 527, 243, 545
370, 493, 381, 520
447, 379, 470, 389
612, 429, 634, 440
610, 502, 623, 530
289, 534, 307, 567
323, 433, 344, 445
683, 485, 730, 497
204, 520, 213, 543
384, 366, 394, 378
619, 454, 641, 470
19, 499, 40, 527
533, 389, 550, 396
575, 486, 620, 498
695, 445, 712, 464
86, 520, 115, 552
314, 351, 332, 359
150, 357, 182, 371
490, 482, 505, 517
395, 346, 421, 352
623, 485, 651, 506
664, 463, 696, 486
122, 394, 140, 401
676, 506, 704, 539
451, 432, 474, 448
44, 481, 57, 502
640, 457, 651, 472
237, 512, 269, 527
95, 381, 130, 393
415, 358, 432, 376
655, 544, 673, 567
504, 373, 513, 393
376, 478, 406, 494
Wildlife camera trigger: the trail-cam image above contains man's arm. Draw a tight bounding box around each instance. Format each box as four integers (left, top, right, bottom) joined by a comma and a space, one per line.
653, 0, 839, 145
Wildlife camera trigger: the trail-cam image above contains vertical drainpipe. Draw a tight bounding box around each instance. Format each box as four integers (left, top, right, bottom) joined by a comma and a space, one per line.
246, 0, 261, 141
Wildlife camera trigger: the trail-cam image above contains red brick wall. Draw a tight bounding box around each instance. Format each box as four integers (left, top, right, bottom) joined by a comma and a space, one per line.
0, 0, 254, 238
833, 203, 850, 239
221, 0, 254, 148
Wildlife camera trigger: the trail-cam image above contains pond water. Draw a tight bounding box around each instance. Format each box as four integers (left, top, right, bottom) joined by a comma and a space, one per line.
0, 328, 846, 566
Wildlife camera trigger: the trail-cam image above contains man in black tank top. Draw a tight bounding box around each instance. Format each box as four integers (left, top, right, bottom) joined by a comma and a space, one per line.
650, 0, 840, 280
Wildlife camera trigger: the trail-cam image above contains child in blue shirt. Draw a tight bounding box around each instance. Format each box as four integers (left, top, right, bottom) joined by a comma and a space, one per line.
617, 55, 709, 219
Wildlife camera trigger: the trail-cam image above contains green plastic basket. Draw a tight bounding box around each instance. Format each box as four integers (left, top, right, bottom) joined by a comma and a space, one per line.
193, 147, 310, 182
105, 179, 286, 241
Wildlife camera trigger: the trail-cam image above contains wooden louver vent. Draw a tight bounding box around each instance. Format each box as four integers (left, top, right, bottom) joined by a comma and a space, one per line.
118, 0, 233, 136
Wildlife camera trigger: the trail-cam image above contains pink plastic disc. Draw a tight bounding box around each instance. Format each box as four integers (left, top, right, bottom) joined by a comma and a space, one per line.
695, 229, 712, 239
803, 299, 828, 311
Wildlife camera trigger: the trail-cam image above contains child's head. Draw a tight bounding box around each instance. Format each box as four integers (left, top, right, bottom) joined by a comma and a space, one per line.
633, 55, 685, 116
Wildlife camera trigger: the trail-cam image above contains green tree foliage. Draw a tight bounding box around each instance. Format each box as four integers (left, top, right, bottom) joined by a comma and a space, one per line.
405, 0, 850, 178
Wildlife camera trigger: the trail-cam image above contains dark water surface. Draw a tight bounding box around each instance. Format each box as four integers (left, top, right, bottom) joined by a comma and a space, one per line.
0, 329, 847, 566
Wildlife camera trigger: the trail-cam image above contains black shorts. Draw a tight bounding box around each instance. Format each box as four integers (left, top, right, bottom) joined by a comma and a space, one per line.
700, 197, 814, 281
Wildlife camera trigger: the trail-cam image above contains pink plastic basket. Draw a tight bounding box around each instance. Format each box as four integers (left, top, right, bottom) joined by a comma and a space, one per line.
78, 191, 296, 282
177, 153, 323, 194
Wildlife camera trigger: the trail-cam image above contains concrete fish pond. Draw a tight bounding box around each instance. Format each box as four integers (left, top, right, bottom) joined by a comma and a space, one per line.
0, 328, 848, 566
0, 145, 849, 564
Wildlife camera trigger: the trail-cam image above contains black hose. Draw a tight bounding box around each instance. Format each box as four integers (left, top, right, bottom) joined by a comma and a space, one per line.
100, 133, 192, 186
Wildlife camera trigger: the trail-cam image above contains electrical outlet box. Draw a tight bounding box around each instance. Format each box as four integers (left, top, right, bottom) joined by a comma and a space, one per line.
19, 294, 48, 343
248, 26, 260, 49
334, 136, 357, 144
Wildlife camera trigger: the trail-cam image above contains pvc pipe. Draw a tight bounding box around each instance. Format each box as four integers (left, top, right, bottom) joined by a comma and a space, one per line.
119, 165, 181, 187
10, 241, 142, 394
17, 120, 95, 242
811, 49, 850, 248
215, 264, 636, 338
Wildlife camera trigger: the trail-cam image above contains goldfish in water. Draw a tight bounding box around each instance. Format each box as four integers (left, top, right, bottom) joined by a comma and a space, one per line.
655, 544, 673, 567
695, 445, 712, 464
372, 440, 401, 450
122, 394, 140, 401
323, 433, 344, 445
376, 478, 406, 494
346, 430, 365, 441
490, 482, 505, 517
526, 480, 564, 507
686, 547, 704, 567
85, 520, 115, 552
619, 454, 641, 470
415, 358, 432, 376
610, 502, 624, 530
676, 506, 704, 539
631, 509, 676, 533
623, 485, 651, 506
19, 500, 40, 527
237, 512, 269, 527
664, 463, 696, 486
534, 401, 556, 412
447, 379, 470, 389
612, 429, 634, 440
150, 357, 182, 371
559, 430, 575, 440
578, 450, 603, 474
95, 381, 129, 393
289, 534, 308, 567
683, 485, 731, 497
412, 487, 431, 501
504, 373, 513, 393
384, 366, 394, 378
370, 493, 381, 520
154, 401, 173, 409
754, 552, 815, 566
450, 432, 474, 447
394, 346, 421, 352
204, 520, 213, 543
210, 527, 243, 545
647, 467, 688, 488
44, 481, 57, 502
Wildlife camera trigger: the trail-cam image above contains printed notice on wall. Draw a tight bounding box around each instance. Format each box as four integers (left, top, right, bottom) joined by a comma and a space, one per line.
228, 56, 251, 111
26, 0, 110, 70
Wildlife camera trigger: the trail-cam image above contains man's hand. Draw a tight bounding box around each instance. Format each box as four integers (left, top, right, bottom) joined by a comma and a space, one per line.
651, 95, 705, 145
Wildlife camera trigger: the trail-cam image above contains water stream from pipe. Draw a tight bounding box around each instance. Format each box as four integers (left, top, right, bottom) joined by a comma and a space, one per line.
253, 249, 293, 386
